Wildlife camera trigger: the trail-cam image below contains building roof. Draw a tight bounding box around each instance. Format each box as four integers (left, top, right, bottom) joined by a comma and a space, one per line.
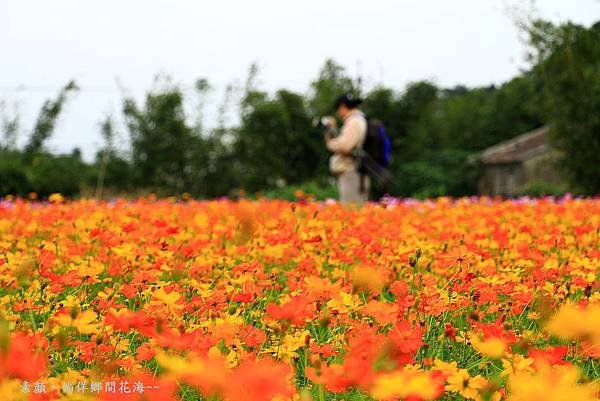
479, 125, 551, 164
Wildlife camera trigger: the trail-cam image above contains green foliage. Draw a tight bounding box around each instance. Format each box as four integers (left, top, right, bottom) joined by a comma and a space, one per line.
0, 81, 89, 198
309, 59, 356, 116
233, 88, 327, 193
2, 19, 599, 198
0, 99, 20, 150
25, 80, 79, 155
0, 150, 91, 197
260, 180, 338, 201
91, 153, 132, 195
392, 149, 479, 198
528, 20, 600, 193
123, 79, 204, 195
27, 154, 91, 197
522, 181, 568, 197
0, 151, 30, 195
363, 77, 543, 198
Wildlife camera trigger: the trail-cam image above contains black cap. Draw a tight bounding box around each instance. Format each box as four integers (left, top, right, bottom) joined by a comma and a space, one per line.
334, 93, 362, 110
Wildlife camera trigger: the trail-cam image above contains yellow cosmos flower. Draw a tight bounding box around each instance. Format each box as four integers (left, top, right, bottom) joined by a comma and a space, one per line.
76, 259, 105, 277
46, 367, 89, 393
350, 265, 385, 293
469, 333, 508, 359
263, 330, 310, 362
48, 193, 64, 203
156, 350, 229, 387
0, 379, 28, 401
446, 368, 489, 400
264, 244, 285, 260
55, 309, 100, 335
150, 287, 184, 314
327, 291, 361, 314
187, 279, 212, 298
208, 345, 238, 368
61, 294, 84, 309
546, 303, 600, 346
156, 352, 195, 377
506, 364, 599, 401
432, 359, 460, 376
501, 354, 535, 379
371, 369, 442, 401
0, 295, 12, 309
330, 268, 346, 281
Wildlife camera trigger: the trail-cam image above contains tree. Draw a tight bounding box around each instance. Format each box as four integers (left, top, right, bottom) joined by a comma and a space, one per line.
234, 89, 324, 192
392, 81, 440, 158
527, 20, 600, 193
123, 78, 204, 194
25, 80, 79, 155
95, 116, 116, 198
27, 154, 89, 197
0, 99, 20, 151
308, 59, 356, 117
0, 151, 29, 196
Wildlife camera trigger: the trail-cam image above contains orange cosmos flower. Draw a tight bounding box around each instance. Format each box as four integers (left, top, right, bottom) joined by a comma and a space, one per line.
370, 369, 445, 401
266, 295, 315, 326
350, 265, 386, 294
0, 332, 47, 381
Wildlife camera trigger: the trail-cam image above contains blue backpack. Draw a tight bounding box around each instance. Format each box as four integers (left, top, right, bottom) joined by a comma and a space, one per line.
361, 118, 392, 168
357, 117, 392, 189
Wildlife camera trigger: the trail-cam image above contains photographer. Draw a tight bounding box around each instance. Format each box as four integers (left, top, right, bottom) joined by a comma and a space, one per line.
322, 93, 369, 205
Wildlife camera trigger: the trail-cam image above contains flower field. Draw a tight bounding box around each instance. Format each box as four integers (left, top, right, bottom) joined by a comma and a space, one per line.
0, 197, 599, 401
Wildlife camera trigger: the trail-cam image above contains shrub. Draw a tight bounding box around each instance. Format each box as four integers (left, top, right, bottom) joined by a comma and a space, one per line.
522, 181, 569, 197
0, 151, 31, 196
259, 180, 338, 201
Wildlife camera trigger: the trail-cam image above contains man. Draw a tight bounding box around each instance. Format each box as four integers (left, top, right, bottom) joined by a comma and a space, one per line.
324, 93, 369, 205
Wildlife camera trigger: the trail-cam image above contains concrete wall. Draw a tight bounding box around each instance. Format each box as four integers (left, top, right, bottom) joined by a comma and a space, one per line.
479, 150, 567, 196
522, 150, 565, 186
479, 163, 524, 197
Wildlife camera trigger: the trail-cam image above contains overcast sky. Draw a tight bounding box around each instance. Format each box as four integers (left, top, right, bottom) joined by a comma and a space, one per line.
1, 0, 598, 161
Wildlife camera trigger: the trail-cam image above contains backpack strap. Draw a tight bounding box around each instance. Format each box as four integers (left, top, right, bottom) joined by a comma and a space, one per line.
359, 171, 365, 194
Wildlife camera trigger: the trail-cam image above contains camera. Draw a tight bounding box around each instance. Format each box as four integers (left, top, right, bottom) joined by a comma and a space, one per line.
312, 116, 333, 129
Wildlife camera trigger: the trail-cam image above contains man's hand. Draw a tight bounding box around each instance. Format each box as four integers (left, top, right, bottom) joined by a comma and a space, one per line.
323, 116, 337, 144
324, 116, 337, 130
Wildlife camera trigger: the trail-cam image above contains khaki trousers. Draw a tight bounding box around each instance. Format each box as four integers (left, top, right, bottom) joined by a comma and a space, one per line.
338, 169, 369, 205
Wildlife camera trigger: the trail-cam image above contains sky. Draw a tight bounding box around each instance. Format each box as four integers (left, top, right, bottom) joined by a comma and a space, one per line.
1, 0, 599, 161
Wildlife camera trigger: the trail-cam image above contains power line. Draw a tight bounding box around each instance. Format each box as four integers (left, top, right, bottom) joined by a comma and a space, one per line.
0, 85, 145, 93
0, 84, 215, 94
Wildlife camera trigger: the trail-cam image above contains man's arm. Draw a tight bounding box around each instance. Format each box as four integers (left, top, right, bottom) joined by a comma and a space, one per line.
326, 117, 366, 154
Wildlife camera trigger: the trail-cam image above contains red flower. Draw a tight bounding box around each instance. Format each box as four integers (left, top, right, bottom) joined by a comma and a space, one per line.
0, 332, 47, 381
471, 319, 516, 345
135, 343, 156, 362
309, 342, 340, 358
266, 295, 315, 326
105, 309, 155, 334
528, 345, 569, 367
223, 358, 295, 401
231, 293, 254, 303
445, 323, 457, 340
388, 320, 424, 357
237, 324, 266, 348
